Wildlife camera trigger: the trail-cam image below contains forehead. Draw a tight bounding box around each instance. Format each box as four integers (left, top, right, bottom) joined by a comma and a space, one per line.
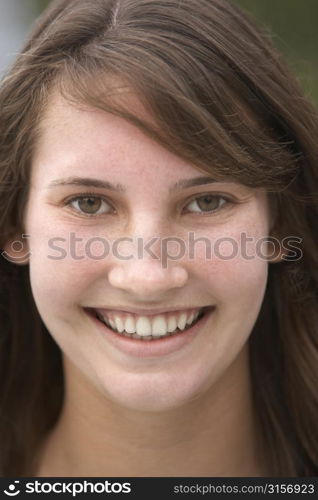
38, 89, 151, 147
32, 91, 212, 183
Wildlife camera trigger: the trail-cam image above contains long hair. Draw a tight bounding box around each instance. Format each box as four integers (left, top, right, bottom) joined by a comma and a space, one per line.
0, 0, 317, 476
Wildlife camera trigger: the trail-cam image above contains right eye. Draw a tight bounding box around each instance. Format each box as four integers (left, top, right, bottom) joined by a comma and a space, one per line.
64, 194, 114, 216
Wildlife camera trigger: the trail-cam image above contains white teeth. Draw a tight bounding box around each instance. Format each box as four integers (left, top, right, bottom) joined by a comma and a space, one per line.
152, 316, 168, 337
114, 316, 124, 333
186, 313, 195, 325
177, 313, 188, 331
135, 316, 152, 337
124, 317, 136, 334
167, 316, 178, 332
96, 308, 205, 337
108, 318, 116, 329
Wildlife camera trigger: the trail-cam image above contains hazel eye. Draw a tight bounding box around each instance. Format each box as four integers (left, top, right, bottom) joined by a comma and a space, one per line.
67, 195, 113, 216
185, 195, 229, 214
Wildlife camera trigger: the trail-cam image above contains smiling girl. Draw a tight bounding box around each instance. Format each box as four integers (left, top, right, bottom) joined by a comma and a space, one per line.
0, 0, 317, 477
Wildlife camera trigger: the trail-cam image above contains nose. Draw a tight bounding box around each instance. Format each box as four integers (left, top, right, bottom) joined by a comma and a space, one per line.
108, 258, 188, 299
106, 211, 189, 299
108, 233, 188, 296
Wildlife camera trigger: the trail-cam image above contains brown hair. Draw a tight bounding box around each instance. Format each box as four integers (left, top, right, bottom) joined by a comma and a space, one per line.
0, 0, 317, 476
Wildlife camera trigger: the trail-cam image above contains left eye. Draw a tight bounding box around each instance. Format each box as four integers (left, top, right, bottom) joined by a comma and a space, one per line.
185, 195, 229, 214
67, 196, 113, 215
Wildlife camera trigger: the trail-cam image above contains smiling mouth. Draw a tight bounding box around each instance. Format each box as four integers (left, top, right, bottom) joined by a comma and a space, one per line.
88, 306, 213, 341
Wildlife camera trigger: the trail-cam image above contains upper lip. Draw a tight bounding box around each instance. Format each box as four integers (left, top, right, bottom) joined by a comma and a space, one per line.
87, 305, 213, 316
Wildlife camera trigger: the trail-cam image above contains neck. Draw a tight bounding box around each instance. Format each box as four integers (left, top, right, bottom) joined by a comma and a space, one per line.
34, 345, 269, 476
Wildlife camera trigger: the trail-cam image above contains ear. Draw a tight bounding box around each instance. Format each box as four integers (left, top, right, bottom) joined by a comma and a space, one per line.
266, 233, 286, 264
1, 233, 30, 265
267, 247, 286, 264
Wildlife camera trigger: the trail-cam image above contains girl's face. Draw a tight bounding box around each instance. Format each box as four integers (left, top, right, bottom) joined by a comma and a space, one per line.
16, 93, 271, 412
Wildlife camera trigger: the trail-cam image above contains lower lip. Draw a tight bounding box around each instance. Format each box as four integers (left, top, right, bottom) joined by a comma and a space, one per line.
85, 307, 215, 358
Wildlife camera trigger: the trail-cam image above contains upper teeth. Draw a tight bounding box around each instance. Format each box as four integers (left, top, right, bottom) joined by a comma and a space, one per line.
96, 309, 203, 337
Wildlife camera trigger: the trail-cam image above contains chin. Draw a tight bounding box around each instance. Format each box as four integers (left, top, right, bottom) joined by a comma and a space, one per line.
96, 369, 210, 413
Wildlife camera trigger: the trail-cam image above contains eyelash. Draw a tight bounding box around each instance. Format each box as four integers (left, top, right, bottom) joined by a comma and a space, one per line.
63, 192, 234, 218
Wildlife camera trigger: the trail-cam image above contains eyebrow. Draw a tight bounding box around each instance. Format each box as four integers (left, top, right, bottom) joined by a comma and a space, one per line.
47, 175, 218, 192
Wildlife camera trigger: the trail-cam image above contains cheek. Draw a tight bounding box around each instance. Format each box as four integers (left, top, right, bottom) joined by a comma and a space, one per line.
26, 213, 103, 300
193, 222, 269, 313
29, 256, 96, 314
198, 252, 268, 305
28, 251, 90, 324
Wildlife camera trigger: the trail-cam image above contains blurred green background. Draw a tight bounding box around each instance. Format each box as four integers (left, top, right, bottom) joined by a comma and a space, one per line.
34, 0, 318, 105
